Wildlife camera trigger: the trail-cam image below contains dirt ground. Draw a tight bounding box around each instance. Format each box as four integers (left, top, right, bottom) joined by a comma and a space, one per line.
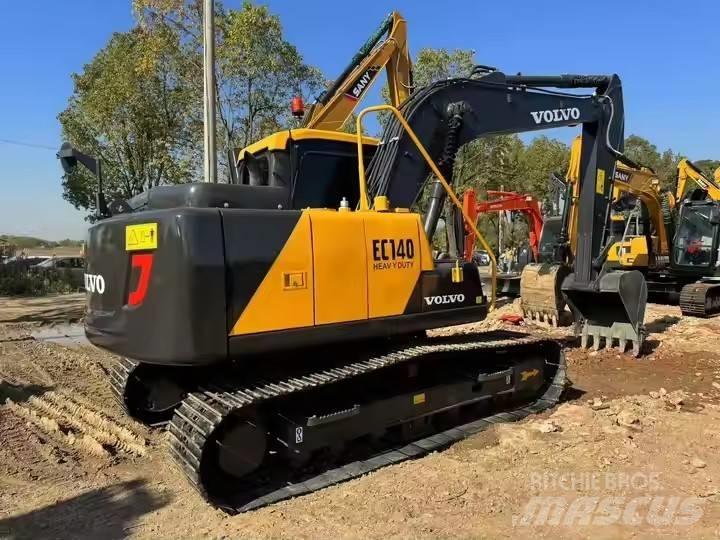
2, 295, 720, 539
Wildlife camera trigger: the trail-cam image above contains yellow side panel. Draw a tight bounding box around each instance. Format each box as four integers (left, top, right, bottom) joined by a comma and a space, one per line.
364, 213, 422, 318
230, 214, 314, 335
310, 211, 368, 324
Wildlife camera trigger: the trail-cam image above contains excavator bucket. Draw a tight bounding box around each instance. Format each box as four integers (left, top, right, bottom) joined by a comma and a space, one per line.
562, 270, 647, 356
520, 263, 570, 327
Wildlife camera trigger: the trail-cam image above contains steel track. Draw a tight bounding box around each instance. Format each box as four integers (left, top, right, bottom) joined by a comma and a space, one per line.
165, 331, 566, 513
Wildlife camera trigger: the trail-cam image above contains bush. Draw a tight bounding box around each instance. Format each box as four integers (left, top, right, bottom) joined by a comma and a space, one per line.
0, 263, 78, 296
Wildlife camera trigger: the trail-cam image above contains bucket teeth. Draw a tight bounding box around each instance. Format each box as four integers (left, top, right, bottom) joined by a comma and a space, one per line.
578, 322, 644, 357
521, 309, 560, 327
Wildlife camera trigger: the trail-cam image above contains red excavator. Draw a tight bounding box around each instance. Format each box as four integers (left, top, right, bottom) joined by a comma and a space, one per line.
463, 189, 544, 295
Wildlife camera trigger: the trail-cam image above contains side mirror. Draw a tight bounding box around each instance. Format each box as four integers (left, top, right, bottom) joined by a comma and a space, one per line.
57, 143, 109, 219
58, 142, 79, 174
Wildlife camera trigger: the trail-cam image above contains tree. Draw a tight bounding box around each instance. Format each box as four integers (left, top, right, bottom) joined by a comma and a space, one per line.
59, 28, 198, 215
517, 137, 570, 203
412, 48, 475, 87
695, 159, 720, 179
624, 135, 681, 190
134, 0, 323, 174
60, 1, 323, 217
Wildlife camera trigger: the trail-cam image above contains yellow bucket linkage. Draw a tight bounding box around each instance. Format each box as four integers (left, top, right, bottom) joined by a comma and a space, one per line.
354, 104, 496, 310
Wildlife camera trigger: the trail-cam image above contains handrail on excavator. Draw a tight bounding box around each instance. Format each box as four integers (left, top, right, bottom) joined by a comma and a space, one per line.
354, 104, 497, 310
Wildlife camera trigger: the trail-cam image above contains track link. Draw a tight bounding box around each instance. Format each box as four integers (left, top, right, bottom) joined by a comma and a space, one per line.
167, 331, 566, 513
109, 357, 139, 410
680, 282, 720, 317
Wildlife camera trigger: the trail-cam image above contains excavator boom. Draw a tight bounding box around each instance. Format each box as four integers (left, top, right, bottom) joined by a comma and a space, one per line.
366, 70, 647, 354
676, 158, 720, 202
303, 11, 412, 131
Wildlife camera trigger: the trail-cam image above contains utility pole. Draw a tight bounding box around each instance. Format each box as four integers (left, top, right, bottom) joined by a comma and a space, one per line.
203, 0, 217, 183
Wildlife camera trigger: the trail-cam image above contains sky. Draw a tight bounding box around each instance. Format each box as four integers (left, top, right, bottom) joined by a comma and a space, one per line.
0, 0, 718, 240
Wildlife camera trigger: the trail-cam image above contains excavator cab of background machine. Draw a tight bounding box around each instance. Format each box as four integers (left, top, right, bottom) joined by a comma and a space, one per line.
672, 201, 720, 270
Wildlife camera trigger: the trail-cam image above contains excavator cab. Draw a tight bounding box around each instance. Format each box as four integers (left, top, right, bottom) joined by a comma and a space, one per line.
672, 201, 720, 271
230, 129, 378, 209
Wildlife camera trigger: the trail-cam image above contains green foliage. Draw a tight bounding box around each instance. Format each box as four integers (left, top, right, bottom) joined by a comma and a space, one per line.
0, 266, 76, 296
60, 0, 322, 217
623, 135, 682, 190
695, 160, 720, 179
132, 0, 323, 175
59, 28, 198, 215
412, 48, 475, 86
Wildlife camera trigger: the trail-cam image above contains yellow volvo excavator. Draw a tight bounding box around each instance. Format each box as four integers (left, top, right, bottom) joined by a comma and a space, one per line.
70, 67, 647, 512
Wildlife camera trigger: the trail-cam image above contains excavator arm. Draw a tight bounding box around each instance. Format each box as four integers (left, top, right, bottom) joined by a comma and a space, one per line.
612, 164, 674, 258
676, 158, 720, 202
365, 69, 646, 354
303, 11, 412, 131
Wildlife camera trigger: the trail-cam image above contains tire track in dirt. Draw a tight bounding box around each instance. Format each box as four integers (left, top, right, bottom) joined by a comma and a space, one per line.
5, 391, 147, 459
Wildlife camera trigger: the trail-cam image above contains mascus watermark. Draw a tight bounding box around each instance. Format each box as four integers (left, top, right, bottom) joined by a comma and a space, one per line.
512, 472, 705, 528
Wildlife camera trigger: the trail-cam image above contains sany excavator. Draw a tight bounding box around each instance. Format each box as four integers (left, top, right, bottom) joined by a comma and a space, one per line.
462, 189, 544, 295
567, 152, 720, 318
230, 11, 412, 188
301, 11, 412, 131
669, 159, 720, 316
74, 68, 646, 512
604, 157, 720, 316
606, 164, 675, 270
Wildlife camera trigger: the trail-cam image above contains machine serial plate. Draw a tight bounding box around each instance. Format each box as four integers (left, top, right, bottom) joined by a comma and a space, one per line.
125, 223, 158, 251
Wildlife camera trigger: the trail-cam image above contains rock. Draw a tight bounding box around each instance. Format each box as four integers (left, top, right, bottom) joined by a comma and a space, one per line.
691, 457, 707, 469
649, 391, 660, 399
590, 397, 608, 410
617, 410, 640, 428
659, 388, 667, 397
536, 421, 560, 433
668, 394, 684, 406
712, 382, 720, 391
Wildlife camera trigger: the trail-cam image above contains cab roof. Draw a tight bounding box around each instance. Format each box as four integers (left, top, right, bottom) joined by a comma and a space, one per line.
237, 128, 379, 162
